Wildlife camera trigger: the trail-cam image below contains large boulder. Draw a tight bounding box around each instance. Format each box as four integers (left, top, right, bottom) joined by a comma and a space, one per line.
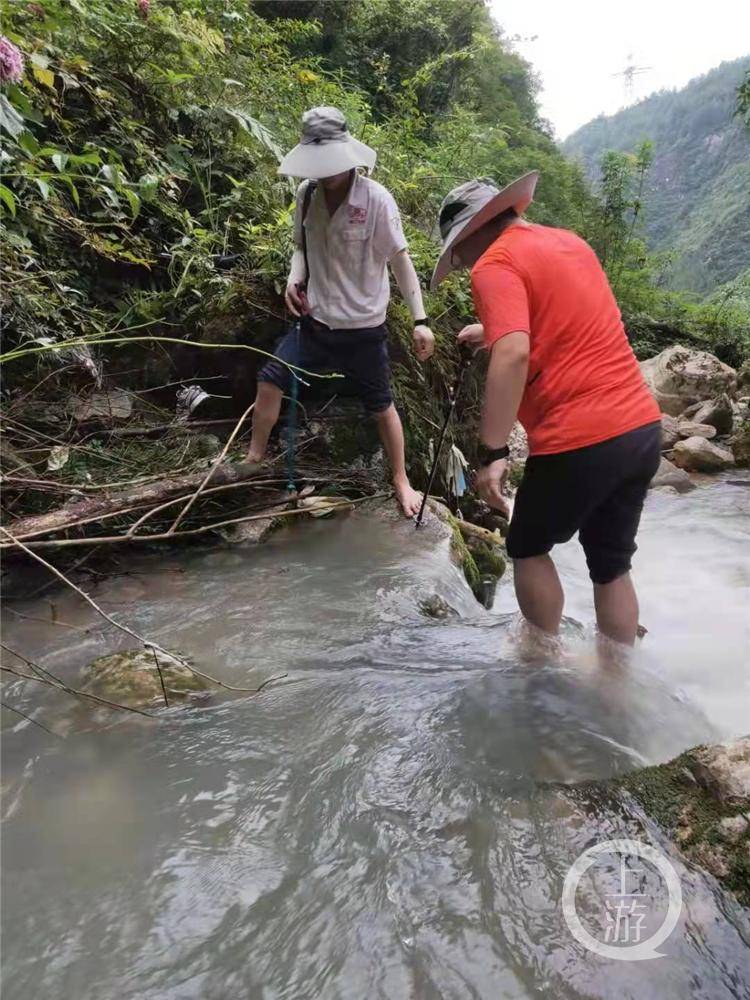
677, 421, 716, 440
672, 436, 735, 473
640, 346, 737, 417
649, 455, 695, 492
80, 648, 211, 709
690, 393, 734, 435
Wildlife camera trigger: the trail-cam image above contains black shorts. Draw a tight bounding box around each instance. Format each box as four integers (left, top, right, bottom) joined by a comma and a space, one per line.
506, 422, 662, 584
257, 317, 393, 414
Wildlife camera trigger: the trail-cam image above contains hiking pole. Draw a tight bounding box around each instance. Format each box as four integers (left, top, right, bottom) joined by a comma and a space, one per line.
415, 346, 473, 529
285, 319, 302, 494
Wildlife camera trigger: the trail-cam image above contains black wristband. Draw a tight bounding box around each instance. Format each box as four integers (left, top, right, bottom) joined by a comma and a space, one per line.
478, 444, 510, 467
413, 317, 429, 327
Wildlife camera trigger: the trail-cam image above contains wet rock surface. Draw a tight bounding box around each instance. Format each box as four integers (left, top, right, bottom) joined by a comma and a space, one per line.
613, 736, 750, 906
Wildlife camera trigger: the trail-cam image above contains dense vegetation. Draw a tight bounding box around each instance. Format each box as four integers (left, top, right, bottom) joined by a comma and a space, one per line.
563, 57, 750, 295
1, 0, 747, 522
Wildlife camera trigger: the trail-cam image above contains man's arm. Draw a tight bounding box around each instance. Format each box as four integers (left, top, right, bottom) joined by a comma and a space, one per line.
481, 332, 529, 447
475, 332, 529, 512
389, 249, 435, 361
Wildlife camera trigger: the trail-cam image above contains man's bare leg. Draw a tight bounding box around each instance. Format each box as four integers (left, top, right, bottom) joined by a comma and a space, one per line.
373, 404, 422, 516
513, 554, 565, 635
246, 382, 284, 462
593, 572, 639, 646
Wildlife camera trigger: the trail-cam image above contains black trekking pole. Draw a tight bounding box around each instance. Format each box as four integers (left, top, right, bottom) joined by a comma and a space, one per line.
415, 346, 473, 529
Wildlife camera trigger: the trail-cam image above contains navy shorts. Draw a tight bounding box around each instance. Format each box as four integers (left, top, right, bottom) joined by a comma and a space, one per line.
257, 317, 393, 414
506, 422, 662, 584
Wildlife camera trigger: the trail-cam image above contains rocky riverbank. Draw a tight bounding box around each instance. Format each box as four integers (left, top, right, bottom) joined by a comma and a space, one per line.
613, 736, 750, 907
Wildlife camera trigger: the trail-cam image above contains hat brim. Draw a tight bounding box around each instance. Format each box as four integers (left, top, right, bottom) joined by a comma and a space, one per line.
278, 136, 377, 179
430, 171, 539, 291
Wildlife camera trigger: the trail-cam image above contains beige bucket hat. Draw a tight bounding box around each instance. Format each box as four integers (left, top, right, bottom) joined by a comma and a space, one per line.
278, 106, 377, 179
430, 171, 539, 290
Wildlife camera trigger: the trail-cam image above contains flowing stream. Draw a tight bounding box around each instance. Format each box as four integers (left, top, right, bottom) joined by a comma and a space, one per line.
2, 478, 749, 999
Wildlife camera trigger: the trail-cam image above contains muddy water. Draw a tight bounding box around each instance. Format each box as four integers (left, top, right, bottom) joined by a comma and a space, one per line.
1, 480, 749, 999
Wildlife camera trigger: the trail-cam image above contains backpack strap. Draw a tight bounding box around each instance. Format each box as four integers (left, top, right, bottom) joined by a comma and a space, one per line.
300, 180, 317, 291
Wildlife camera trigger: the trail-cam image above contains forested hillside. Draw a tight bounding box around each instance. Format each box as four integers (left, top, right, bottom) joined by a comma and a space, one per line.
563, 57, 750, 294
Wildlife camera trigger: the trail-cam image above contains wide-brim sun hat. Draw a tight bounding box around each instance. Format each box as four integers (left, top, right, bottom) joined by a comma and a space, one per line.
278, 106, 377, 179
430, 171, 539, 290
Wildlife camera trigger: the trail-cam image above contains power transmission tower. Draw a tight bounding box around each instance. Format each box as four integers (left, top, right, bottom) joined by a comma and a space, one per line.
612, 53, 652, 102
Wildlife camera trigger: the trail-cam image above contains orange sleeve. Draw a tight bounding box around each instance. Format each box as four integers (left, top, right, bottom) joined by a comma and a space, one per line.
471, 258, 530, 350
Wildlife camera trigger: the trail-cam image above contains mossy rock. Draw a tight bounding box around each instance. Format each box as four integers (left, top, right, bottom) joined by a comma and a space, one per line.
80, 648, 211, 709
612, 739, 750, 906
447, 515, 506, 606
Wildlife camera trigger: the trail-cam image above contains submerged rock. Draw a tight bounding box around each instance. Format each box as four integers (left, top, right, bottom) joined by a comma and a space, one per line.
672, 436, 735, 472
613, 735, 750, 906
418, 594, 456, 620
640, 346, 737, 417
80, 648, 211, 709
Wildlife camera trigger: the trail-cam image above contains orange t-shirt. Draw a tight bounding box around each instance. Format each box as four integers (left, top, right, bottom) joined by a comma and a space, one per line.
471, 223, 660, 456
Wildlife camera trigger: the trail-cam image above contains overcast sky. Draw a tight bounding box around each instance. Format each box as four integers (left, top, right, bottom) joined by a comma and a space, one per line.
489, 0, 750, 139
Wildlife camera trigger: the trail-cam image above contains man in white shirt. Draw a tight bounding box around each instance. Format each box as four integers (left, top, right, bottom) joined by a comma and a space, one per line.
246, 107, 434, 516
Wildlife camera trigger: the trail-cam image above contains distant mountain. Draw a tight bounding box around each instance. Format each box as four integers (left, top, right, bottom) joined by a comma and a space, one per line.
563, 58, 750, 296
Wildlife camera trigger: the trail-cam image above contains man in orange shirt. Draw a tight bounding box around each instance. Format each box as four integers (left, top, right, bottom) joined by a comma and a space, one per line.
431, 173, 661, 648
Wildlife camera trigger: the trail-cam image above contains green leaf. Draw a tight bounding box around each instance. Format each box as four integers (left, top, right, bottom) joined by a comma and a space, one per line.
52, 153, 69, 172
123, 188, 141, 218
30, 53, 50, 70
0, 94, 25, 139
100, 186, 120, 208
101, 163, 122, 190
35, 178, 50, 200
32, 66, 56, 90
18, 131, 40, 156
224, 108, 284, 163
68, 151, 101, 168
138, 172, 160, 201
0, 184, 17, 218
61, 175, 80, 207
6, 84, 33, 116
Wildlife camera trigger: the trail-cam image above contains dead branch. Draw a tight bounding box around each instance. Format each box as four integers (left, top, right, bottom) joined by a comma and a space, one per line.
167, 402, 254, 534
1, 698, 60, 738
1, 663, 157, 719
4, 460, 271, 541
0, 492, 390, 550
